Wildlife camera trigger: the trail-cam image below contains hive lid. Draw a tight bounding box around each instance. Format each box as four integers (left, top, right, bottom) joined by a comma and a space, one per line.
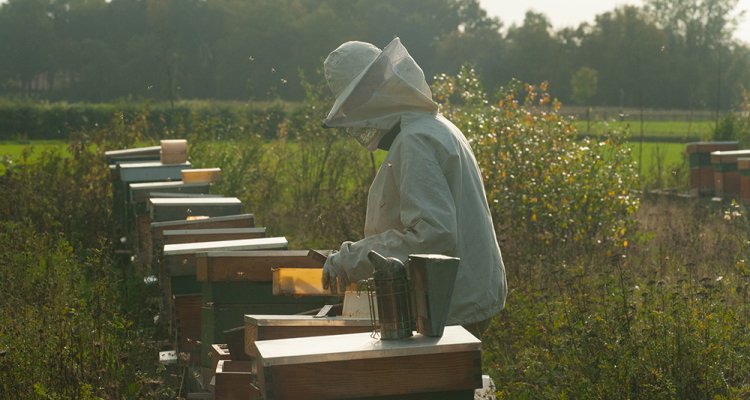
163, 237, 288, 256
244, 314, 371, 327
253, 325, 480, 366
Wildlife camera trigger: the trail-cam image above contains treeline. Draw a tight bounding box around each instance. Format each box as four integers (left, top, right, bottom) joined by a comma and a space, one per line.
0, 99, 291, 140
0, 0, 749, 111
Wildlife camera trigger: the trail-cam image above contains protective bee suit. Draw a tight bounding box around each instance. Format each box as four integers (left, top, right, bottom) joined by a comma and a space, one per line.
322, 37, 507, 326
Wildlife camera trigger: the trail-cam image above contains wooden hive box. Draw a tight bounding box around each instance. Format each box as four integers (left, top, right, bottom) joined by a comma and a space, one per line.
687, 142, 738, 196
163, 238, 289, 278
130, 181, 211, 206
113, 161, 192, 241
195, 250, 328, 283
160, 139, 188, 164
195, 250, 336, 370
105, 145, 161, 165
161, 237, 289, 365
739, 158, 750, 204
210, 344, 232, 374
711, 150, 750, 198
117, 161, 192, 183
163, 228, 267, 246
174, 293, 203, 362
252, 326, 483, 400
129, 181, 213, 262
213, 360, 258, 400
199, 281, 336, 371
136, 193, 225, 257
244, 315, 372, 359
149, 197, 242, 222
150, 213, 256, 268
182, 168, 222, 184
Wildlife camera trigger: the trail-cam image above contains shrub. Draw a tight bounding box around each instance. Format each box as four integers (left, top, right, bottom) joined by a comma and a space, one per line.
483, 197, 750, 399
188, 77, 374, 248
433, 66, 639, 262
0, 99, 296, 141
0, 136, 171, 399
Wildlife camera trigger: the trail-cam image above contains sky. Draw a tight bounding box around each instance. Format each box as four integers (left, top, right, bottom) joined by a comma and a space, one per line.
477, 0, 750, 45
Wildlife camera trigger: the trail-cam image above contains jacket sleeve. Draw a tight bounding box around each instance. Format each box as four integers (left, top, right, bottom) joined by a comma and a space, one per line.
329, 132, 458, 281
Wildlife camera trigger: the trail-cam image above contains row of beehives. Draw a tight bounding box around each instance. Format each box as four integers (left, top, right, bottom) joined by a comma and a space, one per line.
105, 141, 485, 400
107, 140, 338, 398
687, 141, 750, 202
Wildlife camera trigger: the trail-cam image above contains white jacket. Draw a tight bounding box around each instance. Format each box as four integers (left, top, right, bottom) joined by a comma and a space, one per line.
324, 38, 507, 325
331, 112, 507, 325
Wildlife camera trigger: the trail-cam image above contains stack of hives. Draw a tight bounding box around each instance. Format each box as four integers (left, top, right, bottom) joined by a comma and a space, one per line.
105, 141, 488, 399
105, 140, 342, 396
687, 141, 750, 203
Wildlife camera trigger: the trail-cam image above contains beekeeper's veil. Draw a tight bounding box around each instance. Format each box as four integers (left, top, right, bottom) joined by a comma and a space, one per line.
323, 37, 438, 150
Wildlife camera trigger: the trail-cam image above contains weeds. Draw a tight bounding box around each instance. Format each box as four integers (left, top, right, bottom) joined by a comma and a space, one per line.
4, 68, 750, 399
485, 197, 750, 399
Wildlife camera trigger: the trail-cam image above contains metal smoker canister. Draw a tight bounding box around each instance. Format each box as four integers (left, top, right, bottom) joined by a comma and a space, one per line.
367, 251, 413, 340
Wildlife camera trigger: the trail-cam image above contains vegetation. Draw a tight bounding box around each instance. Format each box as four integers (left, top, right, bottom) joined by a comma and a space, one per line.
3, 66, 750, 399
0, 143, 175, 398
0, 0, 748, 112
0, 99, 292, 140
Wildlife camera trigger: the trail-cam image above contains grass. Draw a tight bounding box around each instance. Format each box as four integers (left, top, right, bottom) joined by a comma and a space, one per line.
574, 119, 716, 140
486, 195, 750, 399
0, 140, 68, 158
0, 139, 687, 190
630, 141, 687, 176
0, 140, 69, 174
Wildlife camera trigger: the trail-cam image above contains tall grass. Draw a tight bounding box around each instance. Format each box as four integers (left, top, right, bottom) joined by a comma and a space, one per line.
485, 197, 750, 399
0, 142, 175, 399
3, 69, 750, 399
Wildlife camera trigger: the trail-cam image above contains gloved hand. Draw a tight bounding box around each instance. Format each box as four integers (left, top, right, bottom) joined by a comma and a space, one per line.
322, 244, 351, 294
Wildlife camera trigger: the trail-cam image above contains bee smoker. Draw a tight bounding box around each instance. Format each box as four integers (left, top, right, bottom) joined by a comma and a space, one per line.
366, 251, 413, 339
366, 250, 460, 340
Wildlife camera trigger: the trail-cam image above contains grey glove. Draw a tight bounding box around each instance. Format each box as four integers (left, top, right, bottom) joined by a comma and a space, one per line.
322, 245, 351, 294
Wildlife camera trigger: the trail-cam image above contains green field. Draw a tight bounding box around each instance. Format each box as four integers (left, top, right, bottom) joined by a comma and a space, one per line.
0, 140, 68, 158
629, 141, 686, 168
0, 140, 69, 174
0, 139, 690, 186
574, 119, 715, 139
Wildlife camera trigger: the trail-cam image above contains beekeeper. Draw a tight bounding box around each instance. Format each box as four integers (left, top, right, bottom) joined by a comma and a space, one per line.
321, 37, 507, 336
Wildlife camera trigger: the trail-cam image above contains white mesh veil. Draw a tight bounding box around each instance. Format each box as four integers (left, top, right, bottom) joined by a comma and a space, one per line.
323, 37, 438, 146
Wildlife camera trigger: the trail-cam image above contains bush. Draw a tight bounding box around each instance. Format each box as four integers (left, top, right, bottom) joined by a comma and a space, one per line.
433, 67, 639, 262
0, 137, 171, 399
0, 99, 296, 141
188, 77, 374, 248
484, 197, 750, 399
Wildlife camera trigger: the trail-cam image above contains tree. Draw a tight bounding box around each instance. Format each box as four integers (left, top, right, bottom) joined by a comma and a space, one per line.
644, 0, 744, 111
570, 66, 598, 132
579, 6, 666, 108
0, 0, 56, 92
571, 67, 598, 105
505, 12, 562, 87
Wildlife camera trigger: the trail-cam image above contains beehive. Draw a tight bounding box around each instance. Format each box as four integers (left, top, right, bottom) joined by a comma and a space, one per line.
687, 141, 738, 196
711, 149, 750, 198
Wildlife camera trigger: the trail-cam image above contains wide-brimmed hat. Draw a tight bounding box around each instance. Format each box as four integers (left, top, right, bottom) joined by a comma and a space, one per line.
323, 37, 438, 130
